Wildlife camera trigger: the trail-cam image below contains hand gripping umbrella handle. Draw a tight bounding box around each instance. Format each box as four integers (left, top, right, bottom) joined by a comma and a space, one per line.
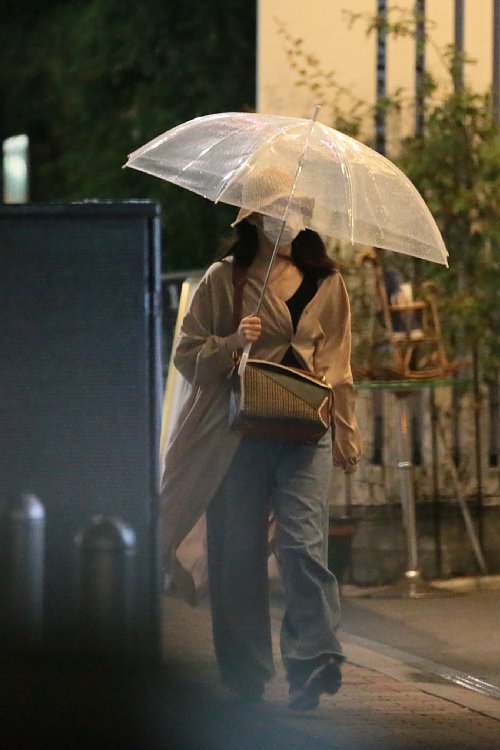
238, 343, 251, 376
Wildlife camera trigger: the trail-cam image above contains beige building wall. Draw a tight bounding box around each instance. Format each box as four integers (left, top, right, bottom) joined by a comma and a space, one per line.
258, 0, 494, 146
258, 1, 500, 547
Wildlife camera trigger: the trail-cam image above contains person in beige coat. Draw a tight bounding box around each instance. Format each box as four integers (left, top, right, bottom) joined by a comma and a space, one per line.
161, 207, 361, 711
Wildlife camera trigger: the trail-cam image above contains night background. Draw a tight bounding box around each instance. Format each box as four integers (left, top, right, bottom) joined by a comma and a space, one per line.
0, 0, 256, 269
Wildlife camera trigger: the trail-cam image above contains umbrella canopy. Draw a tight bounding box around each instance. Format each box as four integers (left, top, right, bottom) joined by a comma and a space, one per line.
125, 111, 448, 266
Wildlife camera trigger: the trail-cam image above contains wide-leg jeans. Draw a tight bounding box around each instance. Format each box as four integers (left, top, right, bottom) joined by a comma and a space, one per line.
206, 430, 344, 691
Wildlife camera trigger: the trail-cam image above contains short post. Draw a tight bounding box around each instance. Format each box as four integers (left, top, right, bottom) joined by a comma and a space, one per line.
74, 515, 136, 656
0, 493, 45, 647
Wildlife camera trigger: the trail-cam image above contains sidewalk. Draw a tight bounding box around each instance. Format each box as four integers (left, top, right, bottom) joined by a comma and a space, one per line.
340, 578, 500, 690
161, 594, 500, 750
3, 591, 499, 749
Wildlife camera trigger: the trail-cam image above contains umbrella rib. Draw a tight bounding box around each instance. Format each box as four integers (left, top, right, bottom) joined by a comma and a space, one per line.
177, 113, 306, 198
213, 153, 256, 204
329, 131, 355, 244
344, 155, 355, 244
214, 117, 310, 206
176, 122, 256, 195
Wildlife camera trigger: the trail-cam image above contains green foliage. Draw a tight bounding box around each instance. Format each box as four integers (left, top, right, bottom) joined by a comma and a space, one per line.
0, 0, 256, 270
396, 83, 500, 378
277, 9, 500, 376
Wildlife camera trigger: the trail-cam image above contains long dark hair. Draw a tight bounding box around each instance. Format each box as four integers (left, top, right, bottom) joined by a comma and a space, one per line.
217, 219, 336, 278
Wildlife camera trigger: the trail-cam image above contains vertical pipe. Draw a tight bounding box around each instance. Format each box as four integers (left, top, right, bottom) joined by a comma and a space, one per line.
396, 393, 419, 576
493, 0, 500, 123
491, 6, 500, 565
489, 376, 500, 467
411, 391, 423, 466
412, 2, 426, 309
451, 374, 462, 467
414, 0, 426, 138
430, 388, 442, 577
473, 343, 484, 548
454, 0, 465, 91
453, 1, 466, 467
375, 0, 387, 154
372, 390, 384, 465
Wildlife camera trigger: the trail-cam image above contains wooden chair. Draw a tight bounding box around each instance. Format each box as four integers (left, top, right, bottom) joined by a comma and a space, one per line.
356, 249, 463, 380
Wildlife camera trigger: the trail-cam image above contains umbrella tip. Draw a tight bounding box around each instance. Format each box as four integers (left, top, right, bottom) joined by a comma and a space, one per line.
312, 105, 321, 121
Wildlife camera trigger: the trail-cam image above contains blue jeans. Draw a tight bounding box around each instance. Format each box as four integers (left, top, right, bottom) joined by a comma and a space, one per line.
206, 430, 343, 691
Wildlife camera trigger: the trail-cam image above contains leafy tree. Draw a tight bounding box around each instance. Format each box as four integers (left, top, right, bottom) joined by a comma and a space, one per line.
0, 0, 256, 269
276, 9, 500, 377
398, 83, 500, 378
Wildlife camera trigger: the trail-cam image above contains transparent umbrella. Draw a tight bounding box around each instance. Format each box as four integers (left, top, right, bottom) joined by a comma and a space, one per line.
124, 109, 448, 267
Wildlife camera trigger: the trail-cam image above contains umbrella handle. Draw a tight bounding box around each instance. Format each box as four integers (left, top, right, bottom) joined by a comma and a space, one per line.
238, 344, 251, 376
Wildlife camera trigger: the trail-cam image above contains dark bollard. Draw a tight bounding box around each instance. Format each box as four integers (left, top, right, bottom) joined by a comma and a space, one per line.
0, 493, 45, 647
74, 515, 136, 657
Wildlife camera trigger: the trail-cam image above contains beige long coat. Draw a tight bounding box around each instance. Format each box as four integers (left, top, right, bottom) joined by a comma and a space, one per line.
161, 256, 361, 567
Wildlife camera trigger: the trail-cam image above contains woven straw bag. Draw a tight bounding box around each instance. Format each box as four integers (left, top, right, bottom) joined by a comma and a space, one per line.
229, 358, 332, 444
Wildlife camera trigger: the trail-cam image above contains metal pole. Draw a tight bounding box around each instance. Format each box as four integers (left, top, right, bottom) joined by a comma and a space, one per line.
473, 343, 484, 548
375, 0, 388, 154
414, 0, 426, 138
360, 386, 448, 600
489, 375, 500, 467
454, 0, 465, 91
396, 392, 420, 579
372, 390, 384, 465
493, 0, 500, 123
430, 388, 443, 577
453, 1, 466, 466
451, 374, 462, 467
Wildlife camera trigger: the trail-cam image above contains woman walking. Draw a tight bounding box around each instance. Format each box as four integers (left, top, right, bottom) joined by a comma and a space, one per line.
161, 190, 361, 711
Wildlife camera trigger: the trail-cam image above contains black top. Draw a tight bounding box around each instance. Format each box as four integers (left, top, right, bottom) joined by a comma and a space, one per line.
281, 272, 319, 368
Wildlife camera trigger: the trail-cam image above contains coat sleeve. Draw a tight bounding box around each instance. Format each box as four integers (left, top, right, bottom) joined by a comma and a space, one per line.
173, 266, 241, 386
315, 273, 362, 471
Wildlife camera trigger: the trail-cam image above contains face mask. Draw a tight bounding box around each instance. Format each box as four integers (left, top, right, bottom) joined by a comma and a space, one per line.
261, 215, 302, 246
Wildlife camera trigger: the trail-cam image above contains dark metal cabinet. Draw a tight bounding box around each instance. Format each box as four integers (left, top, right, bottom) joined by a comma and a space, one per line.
0, 201, 162, 657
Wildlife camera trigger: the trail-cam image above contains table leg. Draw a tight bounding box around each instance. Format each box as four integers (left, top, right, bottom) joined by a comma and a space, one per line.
360, 391, 447, 599
397, 392, 420, 585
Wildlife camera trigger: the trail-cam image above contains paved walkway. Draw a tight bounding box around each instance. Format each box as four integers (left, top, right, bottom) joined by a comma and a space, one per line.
162, 594, 500, 750
340, 579, 500, 689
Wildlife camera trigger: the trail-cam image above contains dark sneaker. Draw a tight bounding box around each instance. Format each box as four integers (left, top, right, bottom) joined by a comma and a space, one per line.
288, 658, 342, 712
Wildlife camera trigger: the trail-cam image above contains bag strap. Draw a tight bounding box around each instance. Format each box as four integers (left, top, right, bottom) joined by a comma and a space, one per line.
232, 263, 248, 332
